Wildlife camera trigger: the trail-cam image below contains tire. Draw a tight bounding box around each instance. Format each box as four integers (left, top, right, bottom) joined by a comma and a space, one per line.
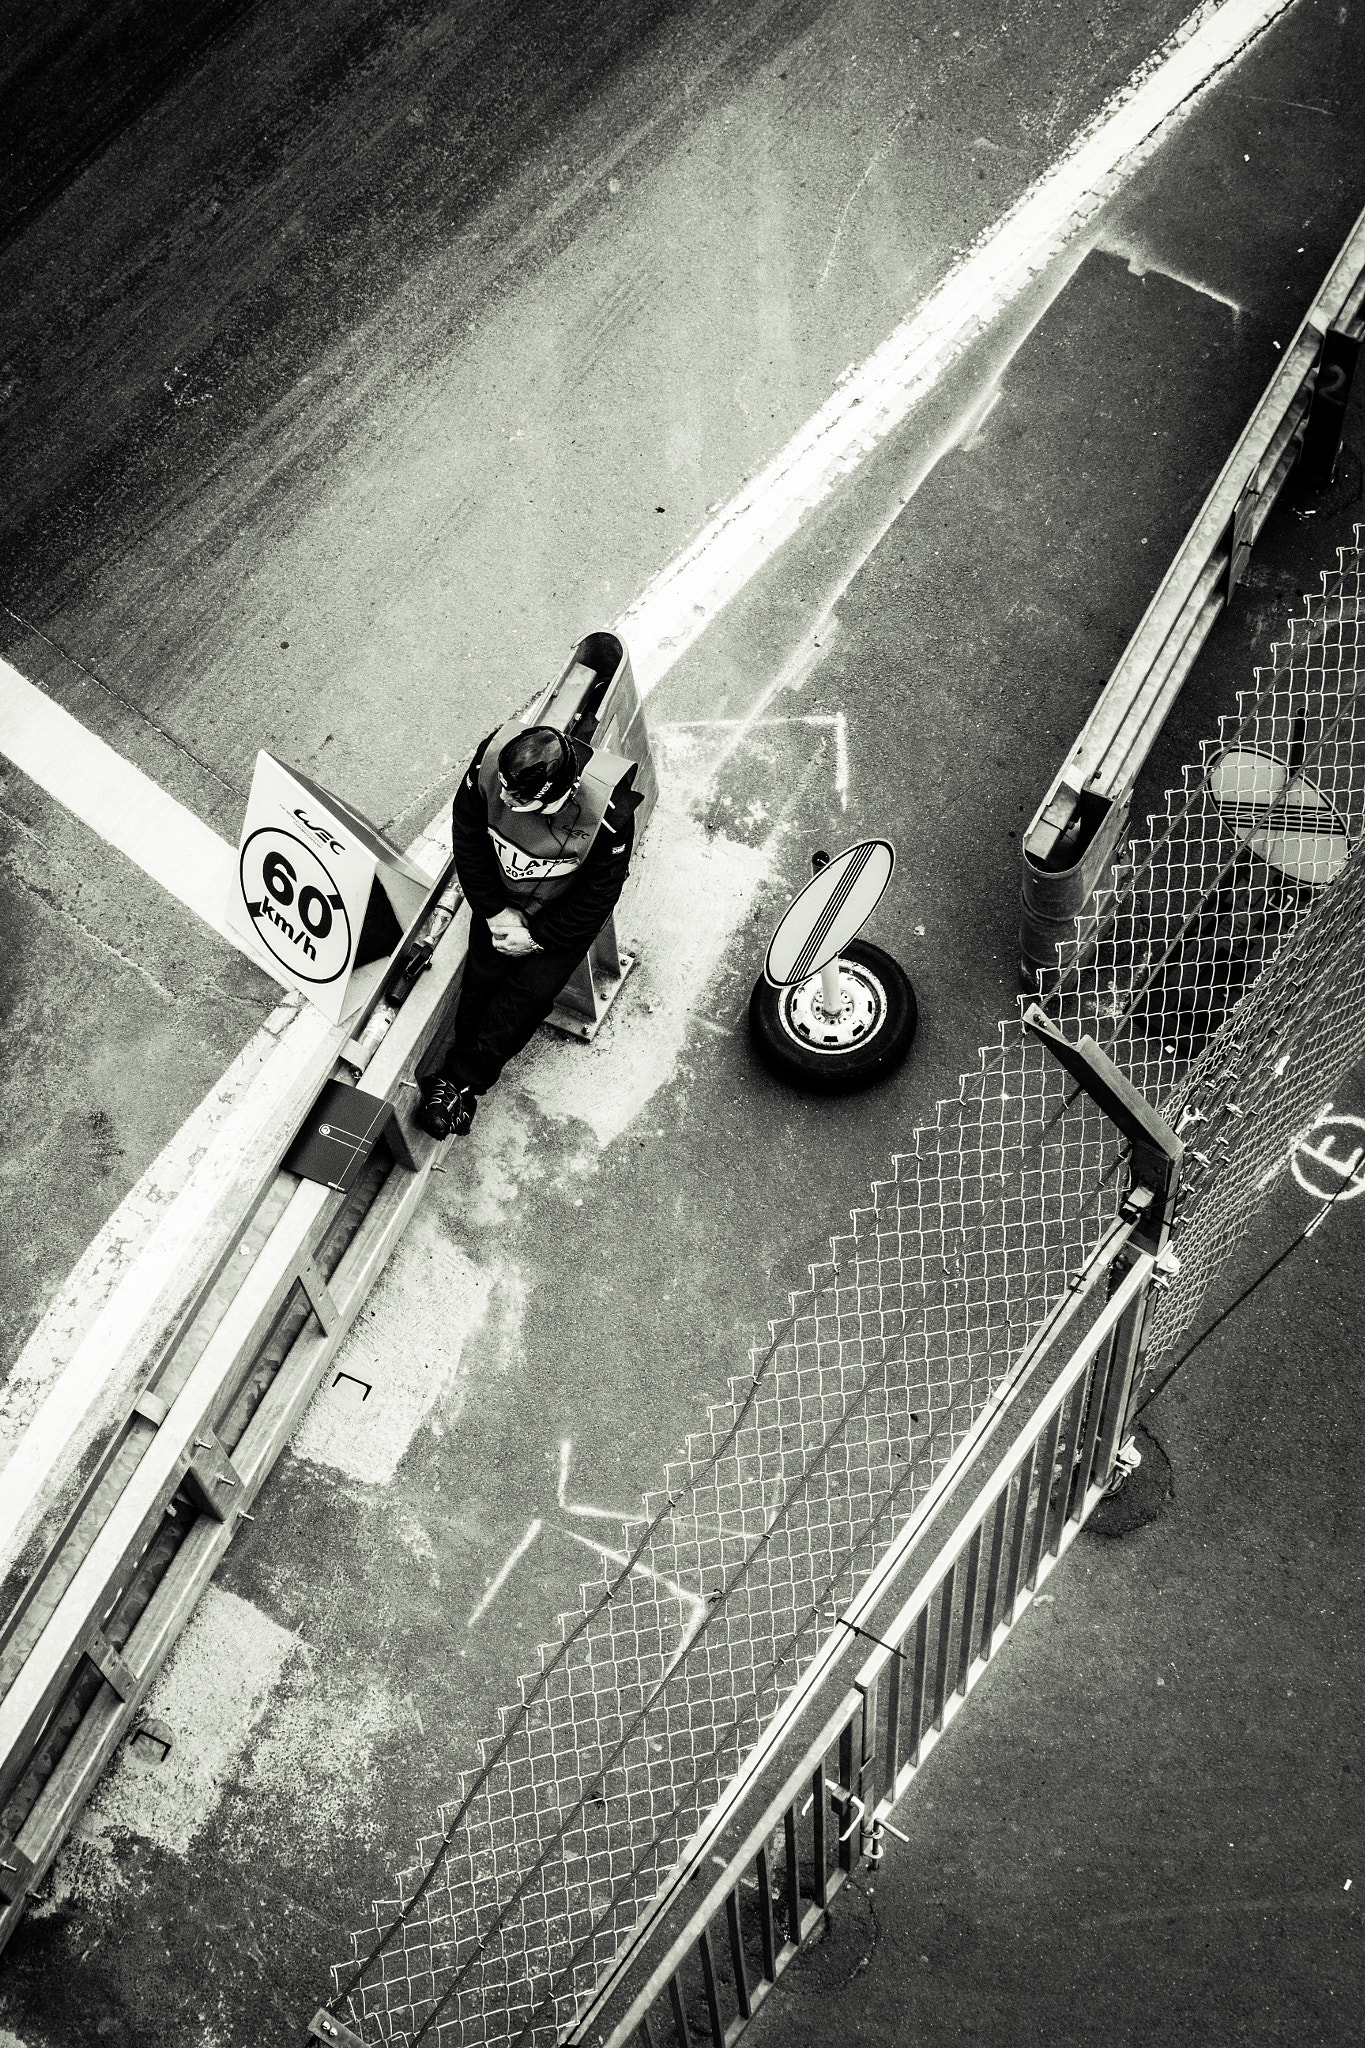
747, 939, 917, 1095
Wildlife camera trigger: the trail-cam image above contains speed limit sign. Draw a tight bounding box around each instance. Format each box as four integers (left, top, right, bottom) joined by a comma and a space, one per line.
226, 753, 431, 1023
239, 828, 351, 983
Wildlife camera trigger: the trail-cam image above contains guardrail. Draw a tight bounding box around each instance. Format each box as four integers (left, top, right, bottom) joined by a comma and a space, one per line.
1019, 201, 1365, 984
0, 629, 657, 1957
0, 868, 468, 1951
565, 1213, 1162, 2048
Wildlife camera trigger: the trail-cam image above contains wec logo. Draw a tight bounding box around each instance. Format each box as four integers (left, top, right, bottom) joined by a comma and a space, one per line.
293, 807, 345, 855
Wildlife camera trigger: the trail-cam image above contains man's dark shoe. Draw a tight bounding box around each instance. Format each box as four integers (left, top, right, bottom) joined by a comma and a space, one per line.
416, 1078, 477, 1139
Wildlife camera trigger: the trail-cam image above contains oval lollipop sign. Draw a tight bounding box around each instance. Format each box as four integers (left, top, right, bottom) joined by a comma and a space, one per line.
764, 839, 895, 988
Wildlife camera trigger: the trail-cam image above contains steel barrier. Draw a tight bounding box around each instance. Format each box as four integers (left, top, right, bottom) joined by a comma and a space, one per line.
1020, 201, 1365, 983
581, 1226, 1157, 2048
0, 868, 467, 1950
0, 629, 657, 1958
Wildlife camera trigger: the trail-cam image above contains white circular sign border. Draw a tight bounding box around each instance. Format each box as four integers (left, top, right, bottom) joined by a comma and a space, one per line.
238, 825, 354, 986
764, 839, 896, 989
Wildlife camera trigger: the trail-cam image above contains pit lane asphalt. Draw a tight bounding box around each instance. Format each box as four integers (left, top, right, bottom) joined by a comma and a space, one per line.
0, 0, 1200, 1375
2, 3, 1364, 2045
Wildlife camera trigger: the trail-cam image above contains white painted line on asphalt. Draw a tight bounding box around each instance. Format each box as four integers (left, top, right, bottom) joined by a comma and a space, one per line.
557, 1438, 648, 1523
0, 656, 290, 986
616, 0, 1296, 695
467, 1519, 543, 1629
1, 0, 1295, 1552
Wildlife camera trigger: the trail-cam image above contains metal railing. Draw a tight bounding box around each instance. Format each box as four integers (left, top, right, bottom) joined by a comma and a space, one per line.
0, 626, 658, 1957
1019, 201, 1365, 981
581, 1226, 1158, 2048
0, 873, 469, 1949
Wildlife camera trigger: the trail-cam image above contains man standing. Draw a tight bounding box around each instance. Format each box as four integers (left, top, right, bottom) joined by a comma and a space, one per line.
416, 721, 640, 1138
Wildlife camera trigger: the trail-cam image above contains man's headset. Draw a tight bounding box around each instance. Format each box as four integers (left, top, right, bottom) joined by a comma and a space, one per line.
497, 728, 580, 814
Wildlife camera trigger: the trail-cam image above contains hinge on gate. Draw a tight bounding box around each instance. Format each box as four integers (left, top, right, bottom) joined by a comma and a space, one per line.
1104, 1437, 1144, 1495
308, 2011, 367, 2047
87, 1629, 139, 1701
185, 1428, 244, 1521
0, 1834, 36, 1904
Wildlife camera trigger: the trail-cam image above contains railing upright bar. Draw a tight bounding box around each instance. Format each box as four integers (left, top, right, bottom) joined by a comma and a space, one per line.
858, 1676, 879, 1853
639, 2015, 658, 2048
837, 1720, 857, 1874
667, 1972, 688, 2048
956, 1526, 983, 1695
725, 1890, 751, 2022
1048, 1380, 1089, 1557
1002, 1452, 1035, 1626
930, 1567, 955, 1731
810, 1765, 828, 1909
908, 1606, 929, 1765
1023, 1411, 1063, 1592
1075, 1341, 1113, 1503
1094, 1272, 1156, 1479
883, 1636, 904, 1801
979, 1491, 1009, 1658
754, 1847, 777, 1981
697, 1929, 724, 2048
782, 1809, 801, 1947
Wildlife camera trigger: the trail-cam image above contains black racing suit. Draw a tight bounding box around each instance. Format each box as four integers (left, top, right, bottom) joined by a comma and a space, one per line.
437, 732, 639, 1095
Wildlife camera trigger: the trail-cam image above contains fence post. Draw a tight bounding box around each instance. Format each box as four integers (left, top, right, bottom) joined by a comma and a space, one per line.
1091, 1255, 1158, 1483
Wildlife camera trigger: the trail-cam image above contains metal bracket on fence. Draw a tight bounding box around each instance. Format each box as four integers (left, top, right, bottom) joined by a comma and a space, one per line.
86, 1631, 139, 1702
823, 1783, 866, 1843
0, 1836, 35, 1905
185, 1430, 244, 1522
1022, 1007, 1183, 1253
1226, 478, 1260, 601
1104, 1437, 1144, 1495
299, 1257, 340, 1335
308, 2012, 366, 2048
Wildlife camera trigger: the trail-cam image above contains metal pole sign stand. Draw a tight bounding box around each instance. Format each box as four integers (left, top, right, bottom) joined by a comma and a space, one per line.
748, 841, 917, 1093
528, 630, 659, 1044
224, 752, 435, 1026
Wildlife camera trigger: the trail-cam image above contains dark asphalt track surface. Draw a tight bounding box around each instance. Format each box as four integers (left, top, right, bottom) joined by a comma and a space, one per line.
1, 3, 1363, 2044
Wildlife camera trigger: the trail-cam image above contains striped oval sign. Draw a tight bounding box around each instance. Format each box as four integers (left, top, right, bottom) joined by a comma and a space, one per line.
764, 840, 895, 988
1207, 746, 1350, 886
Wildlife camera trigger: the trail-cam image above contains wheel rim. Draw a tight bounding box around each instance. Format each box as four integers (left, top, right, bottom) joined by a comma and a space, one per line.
777, 958, 888, 1054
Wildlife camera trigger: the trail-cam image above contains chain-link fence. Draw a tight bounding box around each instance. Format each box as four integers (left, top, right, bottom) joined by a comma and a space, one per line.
1056, 536, 1365, 1374
324, 533, 1365, 2048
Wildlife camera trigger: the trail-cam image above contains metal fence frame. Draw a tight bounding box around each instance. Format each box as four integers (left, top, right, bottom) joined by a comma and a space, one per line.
578, 1223, 1158, 2048
1019, 201, 1365, 980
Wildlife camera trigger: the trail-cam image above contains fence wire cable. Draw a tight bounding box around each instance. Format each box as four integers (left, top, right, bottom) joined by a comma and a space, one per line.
1134, 1172, 1356, 1417
328, 533, 1365, 2048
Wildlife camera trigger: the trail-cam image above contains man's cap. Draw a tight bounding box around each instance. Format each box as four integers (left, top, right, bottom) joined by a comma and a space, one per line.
497, 726, 578, 807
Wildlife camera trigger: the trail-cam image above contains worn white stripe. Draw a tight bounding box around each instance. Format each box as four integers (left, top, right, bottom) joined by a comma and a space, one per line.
0, 657, 289, 986
618, 0, 1295, 695
0, 0, 1295, 1560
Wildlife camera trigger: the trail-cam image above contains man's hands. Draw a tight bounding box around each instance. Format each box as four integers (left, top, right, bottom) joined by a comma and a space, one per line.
488, 907, 540, 958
